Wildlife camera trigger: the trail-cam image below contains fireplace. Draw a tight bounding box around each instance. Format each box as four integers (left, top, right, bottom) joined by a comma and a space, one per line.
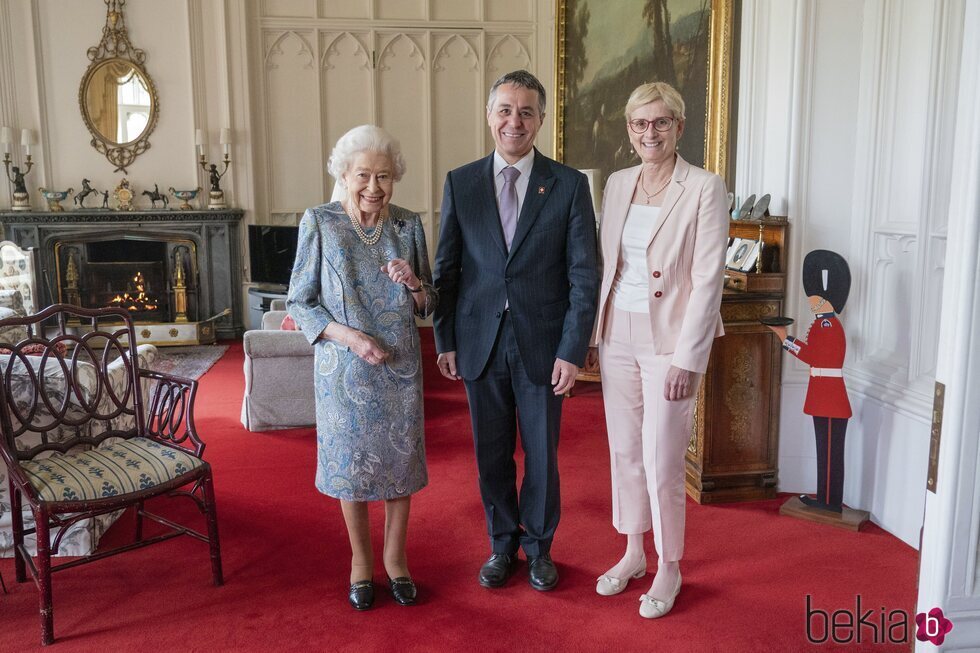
0, 208, 245, 341
55, 236, 196, 323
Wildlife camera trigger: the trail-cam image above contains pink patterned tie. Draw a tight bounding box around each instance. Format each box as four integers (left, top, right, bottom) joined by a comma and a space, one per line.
499, 166, 520, 250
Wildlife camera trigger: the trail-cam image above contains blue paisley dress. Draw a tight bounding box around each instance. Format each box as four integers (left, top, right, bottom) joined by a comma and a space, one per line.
287, 202, 436, 501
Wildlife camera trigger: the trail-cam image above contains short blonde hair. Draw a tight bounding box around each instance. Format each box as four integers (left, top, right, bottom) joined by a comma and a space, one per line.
327, 125, 406, 185
624, 81, 686, 121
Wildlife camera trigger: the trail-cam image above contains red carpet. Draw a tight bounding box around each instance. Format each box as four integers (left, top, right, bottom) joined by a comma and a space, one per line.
0, 329, 917, 652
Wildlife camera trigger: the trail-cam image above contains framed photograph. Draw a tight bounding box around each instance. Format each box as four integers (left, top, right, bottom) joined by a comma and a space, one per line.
738, 240, 761, 272
554, 0, 739, 192
728, 238, 756, 271
726, 237, 745, 268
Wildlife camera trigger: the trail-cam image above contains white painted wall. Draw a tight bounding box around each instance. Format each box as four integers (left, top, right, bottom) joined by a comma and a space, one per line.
1, 1, 201, 200
738, 0, 968, 548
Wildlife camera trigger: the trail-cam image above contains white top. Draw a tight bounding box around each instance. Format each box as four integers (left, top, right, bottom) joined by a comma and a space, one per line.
611, 203, 661, 313
492, 149, 534, 215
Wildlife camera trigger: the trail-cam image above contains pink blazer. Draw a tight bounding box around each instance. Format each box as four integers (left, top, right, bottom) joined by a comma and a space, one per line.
593, 155, 729, 373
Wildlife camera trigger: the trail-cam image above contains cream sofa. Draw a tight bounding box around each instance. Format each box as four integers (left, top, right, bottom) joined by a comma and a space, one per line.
240, 300, 316, 431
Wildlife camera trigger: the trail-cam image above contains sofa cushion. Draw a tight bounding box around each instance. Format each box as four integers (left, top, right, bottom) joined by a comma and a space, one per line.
0, 341, 68, 356
0, 305, 28, 344
20, 437, 204, 502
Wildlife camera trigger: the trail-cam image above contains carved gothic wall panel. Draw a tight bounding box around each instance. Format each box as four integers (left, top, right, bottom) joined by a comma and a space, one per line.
320, 30, 374, 200
377, 32, 428, 213
261, 0, 315, 19
252, 1, 541, 268
263, 31, 321, 212
485, 0, 534, 22
864, 232, 917, 370
319, 0, 370, 19
431, 0, 481, 22
432, 33, 483, 212
376, 0, 426, 21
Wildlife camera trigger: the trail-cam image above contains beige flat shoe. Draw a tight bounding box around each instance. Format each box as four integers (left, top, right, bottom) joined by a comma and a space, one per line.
595, 559, 647, 596
638, 572, 682, 619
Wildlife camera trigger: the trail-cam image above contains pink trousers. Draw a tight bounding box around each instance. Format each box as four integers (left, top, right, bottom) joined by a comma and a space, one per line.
599, 308, 699, 563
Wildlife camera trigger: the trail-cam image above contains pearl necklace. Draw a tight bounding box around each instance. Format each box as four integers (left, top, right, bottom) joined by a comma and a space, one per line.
344, 199, 386, 246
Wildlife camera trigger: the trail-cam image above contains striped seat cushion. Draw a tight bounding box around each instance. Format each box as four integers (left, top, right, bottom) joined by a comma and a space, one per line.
21, 438, 204, 502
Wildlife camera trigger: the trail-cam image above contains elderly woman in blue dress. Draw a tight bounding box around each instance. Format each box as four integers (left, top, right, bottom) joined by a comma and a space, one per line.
287, 125, 436, 611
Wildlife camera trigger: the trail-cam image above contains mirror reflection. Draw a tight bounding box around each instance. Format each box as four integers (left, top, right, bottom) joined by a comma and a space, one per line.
83, 59, 153, 145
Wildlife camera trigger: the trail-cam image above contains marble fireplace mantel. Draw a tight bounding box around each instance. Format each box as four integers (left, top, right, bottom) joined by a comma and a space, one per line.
0, 209, 245, 339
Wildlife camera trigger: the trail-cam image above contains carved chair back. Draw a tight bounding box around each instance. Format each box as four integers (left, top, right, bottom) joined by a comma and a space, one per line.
0, 304, 202, 469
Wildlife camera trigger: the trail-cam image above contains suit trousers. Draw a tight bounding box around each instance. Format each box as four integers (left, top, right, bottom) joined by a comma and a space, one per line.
813, 416, 848, 508
463, 311, 564, 557
598, 307, 697, 563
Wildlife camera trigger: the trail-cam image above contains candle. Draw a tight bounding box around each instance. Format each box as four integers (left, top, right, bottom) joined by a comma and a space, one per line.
21, 128, 35, 155
0, 126, 12, 147
195, 128, 206, 155
220, 128, 231, 155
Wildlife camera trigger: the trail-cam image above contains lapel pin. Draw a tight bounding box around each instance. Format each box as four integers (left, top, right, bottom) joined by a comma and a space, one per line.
538, 186, 545, 194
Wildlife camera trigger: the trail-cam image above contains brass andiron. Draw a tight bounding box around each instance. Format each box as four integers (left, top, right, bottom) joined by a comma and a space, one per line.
172, 249, 189, 322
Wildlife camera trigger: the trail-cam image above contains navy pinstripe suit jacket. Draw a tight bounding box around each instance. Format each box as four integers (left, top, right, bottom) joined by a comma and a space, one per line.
433, 150, 599, 385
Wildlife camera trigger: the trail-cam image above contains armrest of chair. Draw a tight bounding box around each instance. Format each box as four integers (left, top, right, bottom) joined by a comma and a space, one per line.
262, 310, 288, 330
139, 367, 205, 457
243, 329, 313, 358
269, 299, 287, 311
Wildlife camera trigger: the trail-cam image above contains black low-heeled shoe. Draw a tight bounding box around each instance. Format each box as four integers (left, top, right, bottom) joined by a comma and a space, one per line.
349, 581, 375, 610
388, 576, 417, 605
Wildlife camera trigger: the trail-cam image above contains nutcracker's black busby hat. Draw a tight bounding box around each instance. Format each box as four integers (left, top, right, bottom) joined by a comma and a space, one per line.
802, 250, 851, 313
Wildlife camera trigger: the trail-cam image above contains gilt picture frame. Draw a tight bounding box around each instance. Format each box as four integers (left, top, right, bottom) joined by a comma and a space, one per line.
554, 0, 739, 193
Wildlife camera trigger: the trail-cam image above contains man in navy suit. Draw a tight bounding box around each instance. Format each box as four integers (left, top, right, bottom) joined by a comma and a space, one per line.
433, 70, 599, 591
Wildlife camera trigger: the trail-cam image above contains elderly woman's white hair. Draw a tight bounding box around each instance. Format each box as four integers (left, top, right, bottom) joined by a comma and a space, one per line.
327, 125, 407, 194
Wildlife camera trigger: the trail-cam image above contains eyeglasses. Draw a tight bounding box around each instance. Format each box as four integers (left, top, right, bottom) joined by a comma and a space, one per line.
628, 117, 677, 134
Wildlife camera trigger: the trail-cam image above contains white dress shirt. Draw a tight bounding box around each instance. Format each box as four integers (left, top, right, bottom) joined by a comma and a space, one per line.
493, 149, 534, 217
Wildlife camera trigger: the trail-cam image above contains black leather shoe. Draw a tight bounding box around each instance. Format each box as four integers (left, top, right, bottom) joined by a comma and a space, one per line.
528, 554, 558, 591
479, 553, 518, 588
799, 494, 843, 513
388, 576, 417, 605
348, 581, 375, 610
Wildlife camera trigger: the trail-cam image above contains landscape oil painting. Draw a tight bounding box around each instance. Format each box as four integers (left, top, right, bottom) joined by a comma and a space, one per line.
556, 0, 736, 191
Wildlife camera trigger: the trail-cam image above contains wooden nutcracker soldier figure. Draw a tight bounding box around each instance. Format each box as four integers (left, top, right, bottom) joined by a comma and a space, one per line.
767, 251, 867, 526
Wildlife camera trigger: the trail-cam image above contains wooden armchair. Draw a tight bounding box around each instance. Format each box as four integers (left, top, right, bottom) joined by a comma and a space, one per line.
0, 305, 222, 645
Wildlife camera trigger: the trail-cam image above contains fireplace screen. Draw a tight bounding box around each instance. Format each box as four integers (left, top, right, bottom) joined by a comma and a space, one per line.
86, 263, 167, 321
56, 237, 196, 323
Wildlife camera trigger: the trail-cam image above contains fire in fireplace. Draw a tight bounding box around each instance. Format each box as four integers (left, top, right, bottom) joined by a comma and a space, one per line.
54, 236, 197, 324
109, 271, 160, 313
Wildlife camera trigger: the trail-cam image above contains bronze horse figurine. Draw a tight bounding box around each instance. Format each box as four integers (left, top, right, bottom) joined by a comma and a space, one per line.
141, 184, 169, 209
73, 179, 100, 208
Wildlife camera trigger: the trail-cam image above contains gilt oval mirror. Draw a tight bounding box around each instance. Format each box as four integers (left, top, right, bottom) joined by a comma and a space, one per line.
81, 58, 156, 146
78, 0, 159, 173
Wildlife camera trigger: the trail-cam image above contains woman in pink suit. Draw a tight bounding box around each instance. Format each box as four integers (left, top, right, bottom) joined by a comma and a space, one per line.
587, 82, 729, 618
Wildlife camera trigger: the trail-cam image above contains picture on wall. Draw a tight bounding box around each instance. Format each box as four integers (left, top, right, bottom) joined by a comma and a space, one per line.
554, 0, 739, 192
